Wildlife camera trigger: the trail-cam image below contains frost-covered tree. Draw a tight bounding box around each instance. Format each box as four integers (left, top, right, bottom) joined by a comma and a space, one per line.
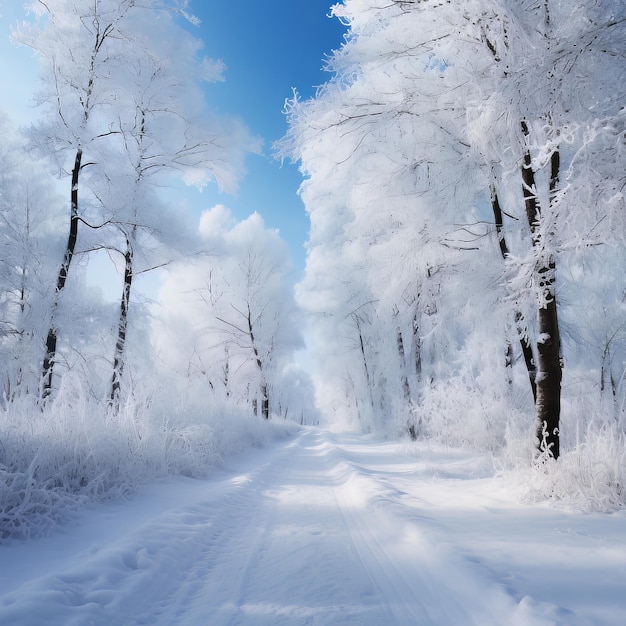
155, 206, 308, 420
280, 0, 496, 434
14, 0, 138, 398
14, 0, 258, 402
458, 0, 626, 458
0, 114, 63, 399
281, 0, 626, 454
0, 112, 116, 402
99, 21, 257, 408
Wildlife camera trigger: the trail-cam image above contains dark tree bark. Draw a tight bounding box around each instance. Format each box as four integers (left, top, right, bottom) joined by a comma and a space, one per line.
246, 303, 269, 419
393, 307, 412, 402
109, 232, 134, 408
352, 313, 376, 416
41, 147, 82, 400
412, 309, 422, 383
490, 185, 537, 401
396, 327, 411, 401
521, 121, 562, 460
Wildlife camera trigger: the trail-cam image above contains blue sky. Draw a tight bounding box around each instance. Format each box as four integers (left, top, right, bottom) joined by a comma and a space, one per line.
191, 2, 347, 274
0, 1, 346, 276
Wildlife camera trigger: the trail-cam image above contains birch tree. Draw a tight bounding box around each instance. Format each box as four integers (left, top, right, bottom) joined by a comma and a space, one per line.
15, 0, 144, 398
103, 27, 256, 408
14, 0, 258, 402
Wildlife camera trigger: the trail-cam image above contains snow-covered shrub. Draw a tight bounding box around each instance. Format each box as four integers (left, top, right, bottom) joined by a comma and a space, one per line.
413, 380, 520, 453
508, 426, 626, 513
0, 377, 297, 542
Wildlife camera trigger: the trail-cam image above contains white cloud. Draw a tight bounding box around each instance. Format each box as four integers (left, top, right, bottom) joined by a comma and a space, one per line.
1, 6, 39, 125
197, 56, 226, 83
198, 204, 236, 240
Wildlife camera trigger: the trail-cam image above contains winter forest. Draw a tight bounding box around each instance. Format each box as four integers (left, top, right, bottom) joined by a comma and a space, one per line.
1, 0, 626, 542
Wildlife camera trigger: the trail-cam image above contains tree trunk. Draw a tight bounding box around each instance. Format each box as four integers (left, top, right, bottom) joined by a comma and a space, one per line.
222, 345, 231, 398
260, 381, 269, 421
392, 307, 411, 402
490, 185, 537, 401
534, 289, 561, 459
412, 309, 422, 383
109, 232, 134, 409
396, 327, 411, 401
395, 319, 416, 439
521, 122, 562, 459
41, 147, 82, 400
247, 304, 269, 419
353, 314, 376, 416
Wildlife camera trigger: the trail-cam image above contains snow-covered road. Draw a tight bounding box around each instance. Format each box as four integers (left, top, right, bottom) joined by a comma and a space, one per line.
1, 429, 625, 625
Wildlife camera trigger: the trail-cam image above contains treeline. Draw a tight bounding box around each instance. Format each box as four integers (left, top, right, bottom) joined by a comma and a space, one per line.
280, 0, 626, 470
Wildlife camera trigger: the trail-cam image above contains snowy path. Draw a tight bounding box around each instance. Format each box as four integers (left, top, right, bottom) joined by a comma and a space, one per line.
1, 429, 625, 625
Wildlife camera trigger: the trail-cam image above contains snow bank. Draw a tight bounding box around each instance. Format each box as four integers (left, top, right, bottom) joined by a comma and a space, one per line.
0, 378, 297, 542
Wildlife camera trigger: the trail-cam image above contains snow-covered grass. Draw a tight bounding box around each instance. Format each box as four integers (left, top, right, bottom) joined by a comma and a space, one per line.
403, 376, 626, 513
502, 425, 626, 513
0, 378, 297, 542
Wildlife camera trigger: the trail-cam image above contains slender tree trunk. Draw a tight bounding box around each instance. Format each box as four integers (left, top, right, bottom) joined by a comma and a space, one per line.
395, 319, 416, 439
109, 232, 134, 408
222, 345, 231, 398
396, 327, 411, 401
412, 309, 422, 383
490, 185, 537, 401
247, 304, 269, 419
393, 308, 411, 402
353, 314, 376, 415
260, 381, 269, 421
41, 147, 82, 400
521, 122, 562, 459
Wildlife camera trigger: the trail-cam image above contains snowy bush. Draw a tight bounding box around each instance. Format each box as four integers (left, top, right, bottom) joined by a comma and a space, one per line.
506, 427, 626, 513
500, 389, 626, 513
411, 380, 525, 453
0, 378, 297, 542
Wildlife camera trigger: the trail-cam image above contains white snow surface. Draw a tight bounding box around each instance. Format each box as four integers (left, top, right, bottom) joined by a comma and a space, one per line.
0, 429, 624, 626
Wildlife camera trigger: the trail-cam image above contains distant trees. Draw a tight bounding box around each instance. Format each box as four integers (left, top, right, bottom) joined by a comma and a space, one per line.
155, 206, 307, 420
281, 0, 626, 455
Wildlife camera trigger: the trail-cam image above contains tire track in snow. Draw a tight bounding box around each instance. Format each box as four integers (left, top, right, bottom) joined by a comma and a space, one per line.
125, 432, 308, 626
0, 433, 308, 626
333, 471, 510, 625
323, 434, 596, 626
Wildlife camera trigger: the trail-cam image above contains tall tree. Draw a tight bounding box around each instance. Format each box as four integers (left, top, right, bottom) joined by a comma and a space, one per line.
464, 0, 625, 457
104, 38, 256, 408
15, 0, 143, 399
281, 0, 626, 452
15, 0, 258, 402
